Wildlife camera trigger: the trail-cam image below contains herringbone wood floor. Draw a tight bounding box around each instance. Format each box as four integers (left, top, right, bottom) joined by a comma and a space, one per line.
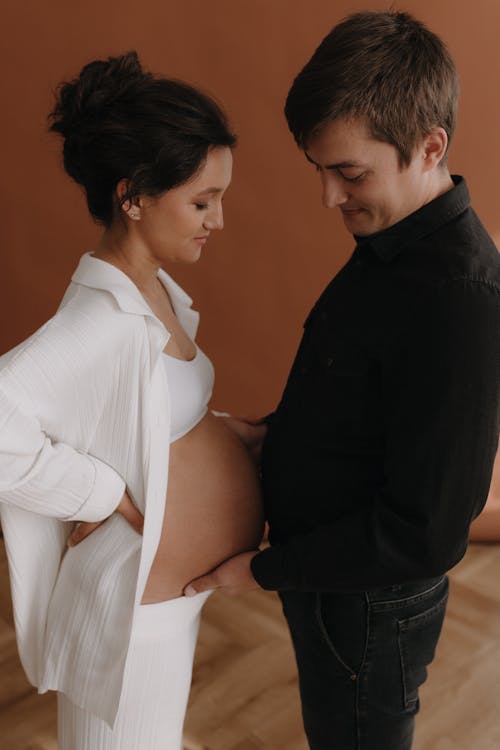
1, 541, 500, 749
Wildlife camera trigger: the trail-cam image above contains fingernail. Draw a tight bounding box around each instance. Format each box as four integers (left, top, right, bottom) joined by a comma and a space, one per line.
184, 585, 197, 597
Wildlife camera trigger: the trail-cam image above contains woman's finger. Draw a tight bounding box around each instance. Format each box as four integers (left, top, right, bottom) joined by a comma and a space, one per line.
116, 492, 144, 535
67, 491, 143, 547
67, 520, 103, 546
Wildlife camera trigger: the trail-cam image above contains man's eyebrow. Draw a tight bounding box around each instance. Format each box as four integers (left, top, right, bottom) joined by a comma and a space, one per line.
304, 152, 365, 169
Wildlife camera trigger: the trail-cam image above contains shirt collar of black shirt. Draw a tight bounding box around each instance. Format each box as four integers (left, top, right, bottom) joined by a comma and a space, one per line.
354, 175, 470, 263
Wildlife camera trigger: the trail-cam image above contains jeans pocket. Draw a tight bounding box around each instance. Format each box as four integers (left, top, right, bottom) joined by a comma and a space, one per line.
315, 591, 367, 678
397, 583, 449, 709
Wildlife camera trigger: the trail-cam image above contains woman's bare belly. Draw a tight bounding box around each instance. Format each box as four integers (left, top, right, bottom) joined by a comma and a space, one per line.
142, 412, 264, 603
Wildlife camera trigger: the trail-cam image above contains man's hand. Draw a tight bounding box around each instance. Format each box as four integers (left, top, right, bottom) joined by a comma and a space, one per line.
184, 550, 261, 597
214, 413, 268, 462
67, 490, 143, 546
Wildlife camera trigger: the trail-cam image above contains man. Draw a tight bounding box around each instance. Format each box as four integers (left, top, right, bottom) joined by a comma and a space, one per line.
186, 11, 500, 749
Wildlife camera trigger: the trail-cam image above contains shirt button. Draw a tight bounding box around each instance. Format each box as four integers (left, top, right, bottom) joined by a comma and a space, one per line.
326, 357, 334, 367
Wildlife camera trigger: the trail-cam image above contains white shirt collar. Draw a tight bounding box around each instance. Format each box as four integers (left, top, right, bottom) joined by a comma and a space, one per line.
71, 252, 199, 337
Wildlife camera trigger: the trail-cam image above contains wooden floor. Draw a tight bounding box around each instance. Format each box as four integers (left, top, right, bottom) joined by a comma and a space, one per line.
1, 541, 500, 749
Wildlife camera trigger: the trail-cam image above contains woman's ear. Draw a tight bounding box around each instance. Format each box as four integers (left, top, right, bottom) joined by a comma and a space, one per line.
116, 178, 141, 221
422, 127, 449, 170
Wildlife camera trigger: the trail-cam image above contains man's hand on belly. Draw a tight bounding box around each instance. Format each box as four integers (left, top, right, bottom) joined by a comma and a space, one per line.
212, 412, 267, 462
184, 550, 261, 596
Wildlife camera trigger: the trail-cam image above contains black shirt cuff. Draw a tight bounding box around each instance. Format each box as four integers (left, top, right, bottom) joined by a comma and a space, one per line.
250, 544, 297, 591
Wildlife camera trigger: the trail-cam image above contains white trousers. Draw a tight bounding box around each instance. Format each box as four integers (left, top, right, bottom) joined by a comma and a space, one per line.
57, 590, 211, 750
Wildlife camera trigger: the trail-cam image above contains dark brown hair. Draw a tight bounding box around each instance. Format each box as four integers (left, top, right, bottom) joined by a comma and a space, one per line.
285, 11, 459, 166
49, 51, 236, 226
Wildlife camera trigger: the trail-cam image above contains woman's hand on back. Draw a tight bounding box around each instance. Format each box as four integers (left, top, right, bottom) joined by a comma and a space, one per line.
67, 490, 143, 546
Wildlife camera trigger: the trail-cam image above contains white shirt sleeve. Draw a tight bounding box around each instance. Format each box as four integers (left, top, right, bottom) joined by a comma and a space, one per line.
0, 387, 125, 522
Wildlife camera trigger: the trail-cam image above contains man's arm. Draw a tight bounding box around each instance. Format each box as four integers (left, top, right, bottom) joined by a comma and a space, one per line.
250, 280, 500, 591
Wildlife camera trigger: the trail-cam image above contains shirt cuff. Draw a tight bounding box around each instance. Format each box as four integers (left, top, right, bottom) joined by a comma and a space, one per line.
261, 411, 275, 426
250, 544, 298, 591
66, 454, 126, 522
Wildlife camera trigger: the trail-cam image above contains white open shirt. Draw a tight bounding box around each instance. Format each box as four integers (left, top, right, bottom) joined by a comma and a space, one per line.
0, 253, 199, 726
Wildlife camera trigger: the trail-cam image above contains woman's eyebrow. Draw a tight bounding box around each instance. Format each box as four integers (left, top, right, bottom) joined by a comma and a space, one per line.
194, 187, 224, 196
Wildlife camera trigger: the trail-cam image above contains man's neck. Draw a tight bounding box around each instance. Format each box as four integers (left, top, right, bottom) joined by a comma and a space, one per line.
423, 167, 454, 207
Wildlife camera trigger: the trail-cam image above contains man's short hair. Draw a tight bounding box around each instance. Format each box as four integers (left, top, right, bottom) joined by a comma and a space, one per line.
285, 11, 460, 166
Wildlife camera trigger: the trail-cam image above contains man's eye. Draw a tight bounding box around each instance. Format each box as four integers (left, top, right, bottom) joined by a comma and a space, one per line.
339, 171, 366, 183
195, 203, 209, 210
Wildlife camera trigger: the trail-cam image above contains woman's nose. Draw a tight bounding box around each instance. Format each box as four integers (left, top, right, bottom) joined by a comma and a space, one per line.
204, 203, 224, 230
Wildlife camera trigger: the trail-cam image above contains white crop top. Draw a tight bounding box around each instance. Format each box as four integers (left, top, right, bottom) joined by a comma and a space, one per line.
162, 344, 215, 443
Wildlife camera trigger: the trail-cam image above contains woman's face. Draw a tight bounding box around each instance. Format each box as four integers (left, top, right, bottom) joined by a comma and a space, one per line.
131, 146, 233, 264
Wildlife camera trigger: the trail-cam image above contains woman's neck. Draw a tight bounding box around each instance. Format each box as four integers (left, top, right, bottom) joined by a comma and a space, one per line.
92, 226, 161, 295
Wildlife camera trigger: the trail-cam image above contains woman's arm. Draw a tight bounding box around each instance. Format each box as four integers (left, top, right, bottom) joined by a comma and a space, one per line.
0, 385, 125, 521
0, 298, 148, 539
67, 491, 143, 545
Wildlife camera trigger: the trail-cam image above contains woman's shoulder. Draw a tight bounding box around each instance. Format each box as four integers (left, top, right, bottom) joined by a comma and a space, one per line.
56, 281, 145, 339
0, 282, 147, 388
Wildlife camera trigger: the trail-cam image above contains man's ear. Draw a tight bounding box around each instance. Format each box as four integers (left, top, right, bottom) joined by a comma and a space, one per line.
116, 178, 141, 221
422, 127, 449, 170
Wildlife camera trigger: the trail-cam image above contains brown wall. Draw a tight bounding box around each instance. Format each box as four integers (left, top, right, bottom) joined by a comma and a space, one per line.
1, 0, 499, 415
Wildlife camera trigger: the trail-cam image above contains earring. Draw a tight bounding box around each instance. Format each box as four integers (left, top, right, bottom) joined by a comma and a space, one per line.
129, 209, 140, 220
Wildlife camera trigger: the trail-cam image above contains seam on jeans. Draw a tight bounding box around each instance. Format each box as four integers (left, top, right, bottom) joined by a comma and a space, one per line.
314, 592, 356, 678
369, 577, 445, 610
397, 630, 418, 710
397, 589, 448, 710
356, 592, 370, 750
355, 666, 361, 750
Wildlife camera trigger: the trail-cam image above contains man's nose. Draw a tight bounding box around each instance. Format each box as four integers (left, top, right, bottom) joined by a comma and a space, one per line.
321, 173, 348, 209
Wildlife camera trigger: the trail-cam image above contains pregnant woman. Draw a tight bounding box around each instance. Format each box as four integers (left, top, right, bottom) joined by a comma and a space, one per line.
0, 51, 264, 749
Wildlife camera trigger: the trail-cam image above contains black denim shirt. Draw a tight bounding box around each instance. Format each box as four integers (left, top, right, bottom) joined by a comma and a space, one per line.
251, 177, 500, 592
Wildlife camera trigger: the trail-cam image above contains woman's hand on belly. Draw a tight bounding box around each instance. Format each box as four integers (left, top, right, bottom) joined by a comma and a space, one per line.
184, 550, 261, 597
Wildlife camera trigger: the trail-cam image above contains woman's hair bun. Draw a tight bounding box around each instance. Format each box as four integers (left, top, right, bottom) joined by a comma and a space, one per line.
49, 51, 146, 137
48, 50, 236, 226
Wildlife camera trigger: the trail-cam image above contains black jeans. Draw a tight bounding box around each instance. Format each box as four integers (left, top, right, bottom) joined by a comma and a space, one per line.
280, 575, 449, 750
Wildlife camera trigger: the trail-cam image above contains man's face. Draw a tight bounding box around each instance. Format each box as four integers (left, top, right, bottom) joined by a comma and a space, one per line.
305, 118, 429, 237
